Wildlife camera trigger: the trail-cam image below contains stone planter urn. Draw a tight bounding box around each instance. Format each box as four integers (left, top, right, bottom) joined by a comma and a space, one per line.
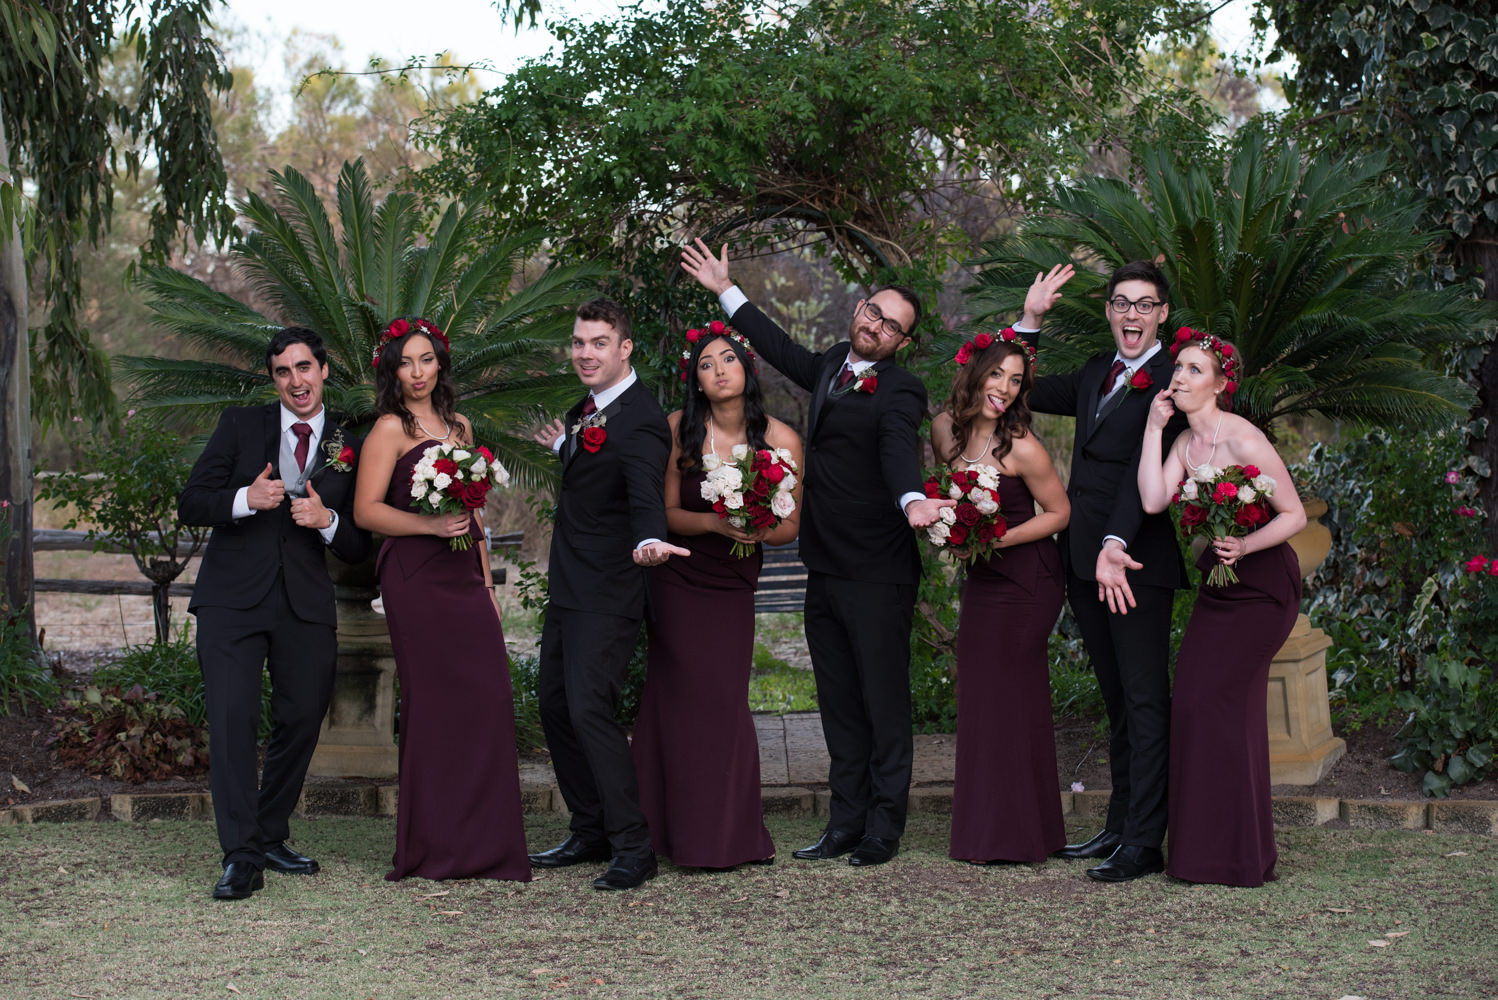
1268, 498, 1345, 784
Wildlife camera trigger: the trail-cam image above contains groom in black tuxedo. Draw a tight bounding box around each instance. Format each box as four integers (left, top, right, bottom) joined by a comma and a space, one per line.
682, 240, 952, 867
179, 327, 370, 900
527, 297, 686, 890
1015, 260, 1187, 882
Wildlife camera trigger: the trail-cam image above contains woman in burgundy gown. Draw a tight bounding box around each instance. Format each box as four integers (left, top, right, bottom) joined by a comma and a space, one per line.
1138, 332, 1306, 886
630, 324, 802, 868
353, 318, 529, 882
931, 334, 1070, 864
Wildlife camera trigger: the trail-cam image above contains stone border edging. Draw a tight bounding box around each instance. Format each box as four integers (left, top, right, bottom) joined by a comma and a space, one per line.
3, 785, 1495, 837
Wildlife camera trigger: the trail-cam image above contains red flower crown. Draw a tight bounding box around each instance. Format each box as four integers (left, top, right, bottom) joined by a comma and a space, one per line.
954, 327, 1036, 369
371, 317, 450, 368
1169, 327, 1241, 398
679, 321, 757, 382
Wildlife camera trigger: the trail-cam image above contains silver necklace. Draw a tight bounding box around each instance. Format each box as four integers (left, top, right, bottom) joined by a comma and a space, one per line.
1185, 412, 1223, 470
960, 426, 995, 465
415, 413, 451, 442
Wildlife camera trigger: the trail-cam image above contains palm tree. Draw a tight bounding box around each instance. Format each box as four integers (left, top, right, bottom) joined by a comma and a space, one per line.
122, 159, 607, 488
964, 125, 1493, 435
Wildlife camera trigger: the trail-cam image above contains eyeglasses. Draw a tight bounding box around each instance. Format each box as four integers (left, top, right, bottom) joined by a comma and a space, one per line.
1106, 295, 1163, 315
860, 300, 907, 338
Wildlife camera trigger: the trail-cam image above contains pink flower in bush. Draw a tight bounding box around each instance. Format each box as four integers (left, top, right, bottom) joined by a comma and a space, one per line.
1464, 554, 1489, 573
1456, 506, 1478, 518
1446, 470, 1460, 484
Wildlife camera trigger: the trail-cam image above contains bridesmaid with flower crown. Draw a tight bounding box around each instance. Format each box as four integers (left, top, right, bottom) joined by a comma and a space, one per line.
630, 322, 803, 869
1138, 330, 1305, 886
931, 331, 1071, 864
354, 318, 529, 882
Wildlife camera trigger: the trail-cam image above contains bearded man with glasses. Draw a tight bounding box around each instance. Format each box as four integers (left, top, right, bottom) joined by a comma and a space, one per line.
1013, 259, 1188, 883
682, 239, 953, 868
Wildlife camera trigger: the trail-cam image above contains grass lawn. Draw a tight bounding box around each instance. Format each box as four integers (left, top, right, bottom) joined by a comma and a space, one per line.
2, 815, 1493, 999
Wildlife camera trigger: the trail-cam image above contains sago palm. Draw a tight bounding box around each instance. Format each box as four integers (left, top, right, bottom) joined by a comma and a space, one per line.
964, 125, 1492, 434
122, 159, 607, 488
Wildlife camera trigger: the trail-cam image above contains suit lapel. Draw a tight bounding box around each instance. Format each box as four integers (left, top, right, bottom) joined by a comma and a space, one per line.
561, 394, 591, 470
809, 343, 851, 437
263, 405, 283, 480
306, 420, 345, 483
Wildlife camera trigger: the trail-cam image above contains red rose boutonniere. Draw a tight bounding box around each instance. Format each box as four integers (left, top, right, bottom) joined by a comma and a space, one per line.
1127, 368, 1153, 393
321, 429, 355, 472
854, 373, 877, 394
581, 425, 607, 453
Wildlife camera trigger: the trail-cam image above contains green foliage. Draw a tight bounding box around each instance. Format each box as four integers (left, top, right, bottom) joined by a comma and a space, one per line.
122, 159, 607, 491
911, 546, 959, 733
52, 683, 209, 783
507, 653, 546, 755
91, 632, 207, 728
966, 124, 1493, 435
0, 503, 56, 714
0, 0, 235, 426
36, 415, 207, 643
748, 644, 818, 715
1392, 656, 1498, 798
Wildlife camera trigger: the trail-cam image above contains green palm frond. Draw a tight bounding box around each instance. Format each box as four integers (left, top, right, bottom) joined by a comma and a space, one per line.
962, 124, 1495, 433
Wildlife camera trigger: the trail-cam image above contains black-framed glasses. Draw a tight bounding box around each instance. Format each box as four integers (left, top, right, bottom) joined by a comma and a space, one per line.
860, 300, 907, 338
1106, 295, 1162, 315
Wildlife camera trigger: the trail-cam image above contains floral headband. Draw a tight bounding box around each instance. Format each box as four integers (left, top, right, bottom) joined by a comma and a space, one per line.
371, 317, 450, 368
954, 328, 1036, 369
678, 321, 758, 382
1170, 326, 1240, 398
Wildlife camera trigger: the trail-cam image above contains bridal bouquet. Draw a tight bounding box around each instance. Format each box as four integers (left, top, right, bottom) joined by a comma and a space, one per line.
410, 442, 511, 550
921, 465, 1006, 566
700, 444, 799, 558
1173, 462, 1276, 586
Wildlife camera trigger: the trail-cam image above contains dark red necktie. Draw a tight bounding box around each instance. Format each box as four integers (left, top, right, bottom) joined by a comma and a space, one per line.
581, 395, 597, 417
835, 365, 855, 389
292, 422, 313, 471
1100, 359, 1127, 397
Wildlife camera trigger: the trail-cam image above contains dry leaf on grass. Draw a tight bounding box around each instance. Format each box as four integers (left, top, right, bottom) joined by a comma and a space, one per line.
12, 774, 30, 793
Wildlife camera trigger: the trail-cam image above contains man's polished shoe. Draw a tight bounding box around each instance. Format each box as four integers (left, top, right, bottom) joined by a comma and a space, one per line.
591, 854, 658, 891
528, 834, 611, 869
1086, 844, 1165, 883
264, 842, 319, 875
847, 836, 899, 867
212, 862, 264, 901
792, 828, 861, 861
1053, 828, 1122, 860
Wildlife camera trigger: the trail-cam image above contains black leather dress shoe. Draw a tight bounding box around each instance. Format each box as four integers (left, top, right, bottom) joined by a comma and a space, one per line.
212, 862, 264, 901
1053, 828, 1122, 860
1086, 844, 1165, 883
592, 854, 658, 890
791, 828, 861, 861
264, 842, 319, 875
528, 834, 611, 869
847, 836, 899, 867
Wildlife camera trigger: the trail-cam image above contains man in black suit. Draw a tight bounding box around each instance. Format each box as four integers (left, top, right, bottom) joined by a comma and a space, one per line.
179, 327, 371, 900
1015, 260, 1187, 882
682, 240, 952, 867
527, 298, 687, 890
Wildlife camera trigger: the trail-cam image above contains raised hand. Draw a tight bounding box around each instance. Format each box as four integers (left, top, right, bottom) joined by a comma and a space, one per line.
633, 540, 691, 566
246, 463, 286, 510
681, 238, 734, 295
532, 417, 566, 449
1019, 262, 1076, 329
290, 479, 331, 529
1146, 388, 1176, 431
1095, 542, 1142, 615
904, 496, 957, 529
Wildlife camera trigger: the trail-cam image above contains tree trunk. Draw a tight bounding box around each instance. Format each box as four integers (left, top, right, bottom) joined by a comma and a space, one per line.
0, 95, 35, 639
1459, 225, 1498, 553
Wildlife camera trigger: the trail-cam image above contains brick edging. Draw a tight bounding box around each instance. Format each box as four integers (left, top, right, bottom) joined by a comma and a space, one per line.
3, 785, 1495, 836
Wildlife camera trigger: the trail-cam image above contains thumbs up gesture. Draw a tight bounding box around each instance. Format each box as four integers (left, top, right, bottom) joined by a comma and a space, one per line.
246, 463, 285, 510
290, 479, 332, 530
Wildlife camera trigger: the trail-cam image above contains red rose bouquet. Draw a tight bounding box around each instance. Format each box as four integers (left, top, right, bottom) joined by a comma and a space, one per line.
921, 464, 1006, 566
409, 442, 511, 550
1173, 462, 1276, 586
700, 444, 800, 558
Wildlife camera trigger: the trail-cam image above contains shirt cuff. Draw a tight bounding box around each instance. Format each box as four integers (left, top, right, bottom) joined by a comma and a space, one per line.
899, 491, 927, 514
1103, 534, 1128, 550
719, 286, 749, 318
232, 486, 254, 520
635, 538, 663, 550
551, 434, 564, 453
317, 509, 339, 544
1012, 323, 1040, 333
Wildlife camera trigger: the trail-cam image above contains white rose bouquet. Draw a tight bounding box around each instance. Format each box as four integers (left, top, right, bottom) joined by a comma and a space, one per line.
701, 444, 799, 558
410, 442, 510, 550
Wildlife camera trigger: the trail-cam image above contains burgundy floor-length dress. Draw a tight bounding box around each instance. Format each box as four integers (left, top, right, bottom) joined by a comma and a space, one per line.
631, 467, 776, 868
949, 470, 1066, 863
1167, 541, 1301, 887
379, 441, 530, 882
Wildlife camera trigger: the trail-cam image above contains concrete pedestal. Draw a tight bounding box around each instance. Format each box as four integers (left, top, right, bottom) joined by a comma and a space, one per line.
307, 583, 399, 779
1267, 613, 1345, 785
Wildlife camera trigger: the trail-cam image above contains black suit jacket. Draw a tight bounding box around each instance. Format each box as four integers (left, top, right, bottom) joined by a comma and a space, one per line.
1025, 343, 1187, 590
547, 378, 671, 619
731, 302, 926, 586
179, 404, 371, 627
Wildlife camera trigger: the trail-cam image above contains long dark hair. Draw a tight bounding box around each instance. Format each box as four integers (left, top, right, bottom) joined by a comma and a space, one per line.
373, 328, 461, 441
942, 340, 1034, 464
677, 334, 770, 472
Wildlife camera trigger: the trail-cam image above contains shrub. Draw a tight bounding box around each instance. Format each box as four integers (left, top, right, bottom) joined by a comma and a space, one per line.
52, 684, 209, 782
0, 505, 58, 715
92, 632, 208, 728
